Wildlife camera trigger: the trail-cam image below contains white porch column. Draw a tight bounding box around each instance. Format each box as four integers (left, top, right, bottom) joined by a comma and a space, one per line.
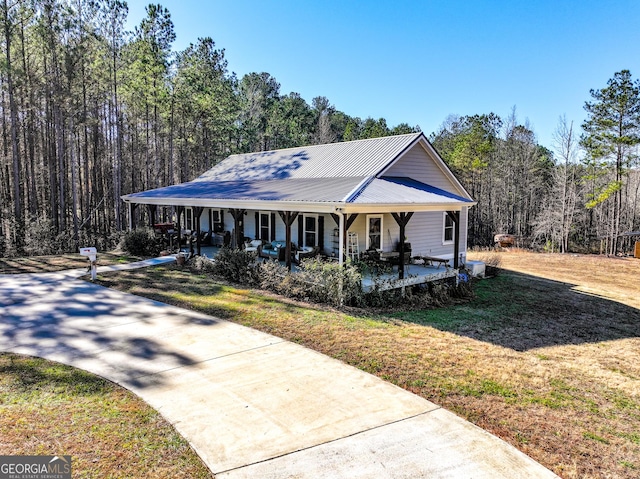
128, 202, 133, 231
338, 212, 345, 266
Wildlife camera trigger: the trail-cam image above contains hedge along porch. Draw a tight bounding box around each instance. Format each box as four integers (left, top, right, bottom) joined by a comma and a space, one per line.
122, 132, 476, 279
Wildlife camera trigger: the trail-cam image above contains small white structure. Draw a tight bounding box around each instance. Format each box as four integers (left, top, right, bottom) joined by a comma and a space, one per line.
79, 247, 97, 281
466, 260, 486, 278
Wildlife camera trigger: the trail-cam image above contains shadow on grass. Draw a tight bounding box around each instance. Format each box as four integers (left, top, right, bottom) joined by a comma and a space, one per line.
0, 354, 113, 396
0, 253, 144, 275
92, 265, 640, 353
0, 256, 87, 274
390, 271, 640, 351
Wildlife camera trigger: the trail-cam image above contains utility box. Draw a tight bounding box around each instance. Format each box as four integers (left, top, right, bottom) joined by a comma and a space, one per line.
466, 260, 486, 278
635, 241, 640, 259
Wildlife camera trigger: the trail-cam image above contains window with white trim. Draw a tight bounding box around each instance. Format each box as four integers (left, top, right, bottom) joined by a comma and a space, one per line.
443, 213, 454, 244
259, 212, 270, 241
367, 215, 383, 251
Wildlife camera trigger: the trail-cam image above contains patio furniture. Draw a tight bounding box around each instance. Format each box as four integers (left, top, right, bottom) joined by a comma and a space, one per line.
210, 232, 225, 247
379, 251, 399, 264
244, 239, 263, 253
296, 245, 320, 262
153, 222, 175, 235
153, 223, 177, 251
412, 255, 450, 269
258, 240, 288, 260
380, 251, 411, 266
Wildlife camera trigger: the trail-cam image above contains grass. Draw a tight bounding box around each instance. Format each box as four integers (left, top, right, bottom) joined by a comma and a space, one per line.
0, 252, 143, 274
3, 250, 640, 478
0, 353, 213, 479
92, 253, 640, 479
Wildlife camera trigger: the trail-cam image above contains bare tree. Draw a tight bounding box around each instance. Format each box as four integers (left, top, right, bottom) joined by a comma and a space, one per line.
552, 115, 579, 252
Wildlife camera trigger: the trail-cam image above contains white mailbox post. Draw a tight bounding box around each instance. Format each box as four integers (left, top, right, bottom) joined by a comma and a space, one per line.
79, 247, 97, 281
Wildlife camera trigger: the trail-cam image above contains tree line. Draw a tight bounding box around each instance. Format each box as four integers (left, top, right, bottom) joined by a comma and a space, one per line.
0, 1, 418, 256
0, 1, 637, 257
431, 70, 640, 254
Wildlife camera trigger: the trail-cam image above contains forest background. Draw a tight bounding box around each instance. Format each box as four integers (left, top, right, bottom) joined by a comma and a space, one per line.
1, 1, 638, 257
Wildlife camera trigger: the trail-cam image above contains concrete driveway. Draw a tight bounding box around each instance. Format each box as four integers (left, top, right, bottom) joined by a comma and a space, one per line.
0, 264, 559, 478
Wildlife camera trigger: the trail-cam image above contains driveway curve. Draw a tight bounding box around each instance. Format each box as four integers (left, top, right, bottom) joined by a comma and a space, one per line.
0, 259, 559, 478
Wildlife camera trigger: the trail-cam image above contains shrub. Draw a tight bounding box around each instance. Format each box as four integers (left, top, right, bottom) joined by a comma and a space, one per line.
22, 215, 58, 256
297, 258, 363, 307
121, 229, 161, 257
452, 272, 474, 298
193, 249, 473, 310
257, 257, 364, 307
190, 254, 216, 273
258, 260, 289, 291
209, 247, 260, 285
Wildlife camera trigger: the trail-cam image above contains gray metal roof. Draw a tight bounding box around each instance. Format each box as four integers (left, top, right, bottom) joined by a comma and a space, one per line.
124, 175, 473, 210
194, 133, 422, 181
125, 177, 366, 203
122, 132, 476, 212
350, 177, 473, 204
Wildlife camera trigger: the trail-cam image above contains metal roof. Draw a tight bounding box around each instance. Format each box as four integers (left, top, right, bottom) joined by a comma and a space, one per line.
350, 177, 474, 204
194, 133, 422, 181
124, 175, 474, 210
122, 132, 476, 212
125, 177, 365, 203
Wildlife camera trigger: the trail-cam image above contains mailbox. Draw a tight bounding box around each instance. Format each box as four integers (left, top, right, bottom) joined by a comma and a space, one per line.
80, 247, 98, 280
79, 247, 97, 262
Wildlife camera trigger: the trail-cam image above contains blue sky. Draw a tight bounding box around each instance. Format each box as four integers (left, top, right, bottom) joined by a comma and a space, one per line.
126, 0, 640, 154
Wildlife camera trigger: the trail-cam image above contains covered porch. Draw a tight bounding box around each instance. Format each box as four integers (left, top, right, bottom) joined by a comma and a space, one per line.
186, 245, 458, 292
126, 201, 467, 281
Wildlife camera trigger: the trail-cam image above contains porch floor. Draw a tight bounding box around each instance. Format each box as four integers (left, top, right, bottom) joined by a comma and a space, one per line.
188, 246, 457, 291
361, 264, 458, 292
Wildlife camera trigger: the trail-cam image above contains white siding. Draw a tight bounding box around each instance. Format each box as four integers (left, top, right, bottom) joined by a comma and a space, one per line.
244, 211, 257, 239
347, 213, 401, 253
343, 210, 467, 260
274, 220, 287, 241
324, 214, 339, 256
200, 209, 210, 232
199, 208, 233, 234
461, 207, 468, 263
405, 210, 468, 262
405, 212, 447, 257
217, 211, 336, 250
194, 208, 224, 233
384, 143, 462, 195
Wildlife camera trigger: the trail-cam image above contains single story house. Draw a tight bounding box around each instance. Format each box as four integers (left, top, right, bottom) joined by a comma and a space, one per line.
122, 132, 476, 279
